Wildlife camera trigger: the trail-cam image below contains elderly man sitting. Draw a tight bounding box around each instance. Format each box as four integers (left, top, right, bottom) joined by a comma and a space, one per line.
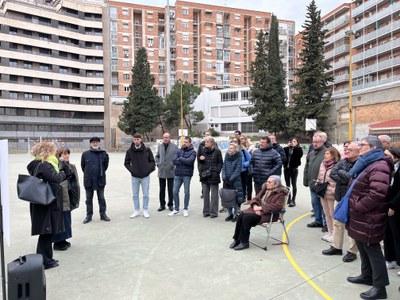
229, 175, 289, 250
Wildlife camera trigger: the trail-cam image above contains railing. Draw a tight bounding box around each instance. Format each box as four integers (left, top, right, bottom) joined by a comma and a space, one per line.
353, 75, 400, 91
352, 56, 400, 77
353, 20, 400, 47
353, 38, 400, 62
324, 44, 350, 60
324, 14, 350, 32
353, 1, 400, 32
352, 0, 386, 17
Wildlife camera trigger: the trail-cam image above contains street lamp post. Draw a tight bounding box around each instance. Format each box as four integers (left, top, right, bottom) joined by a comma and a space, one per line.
345, 30, 354, 140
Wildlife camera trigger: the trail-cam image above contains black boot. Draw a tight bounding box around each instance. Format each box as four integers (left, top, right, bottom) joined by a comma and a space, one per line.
360, 287, 387, 299
288, 200, 296, 207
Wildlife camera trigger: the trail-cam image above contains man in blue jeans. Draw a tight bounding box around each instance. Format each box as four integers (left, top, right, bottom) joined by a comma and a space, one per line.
304, 133, 327, 228
124, 134, 155, 219
169, 137, 196, 217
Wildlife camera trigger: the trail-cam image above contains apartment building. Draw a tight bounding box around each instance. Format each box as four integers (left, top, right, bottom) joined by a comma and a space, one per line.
104, 0, 295, 146
0, 0, 105, 150
322, 0, 400, 142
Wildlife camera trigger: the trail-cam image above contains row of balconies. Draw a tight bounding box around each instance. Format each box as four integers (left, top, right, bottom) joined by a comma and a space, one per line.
325, 59, 350, 73
325, 44, 350, 60
324, 14, 350, 32
352, 55, 400, 77
353, 37, 400, 62
353, 74, 400, 91
352, 0, 386, 18
353, 1, 400, 32
353, 19, 400, 48
325, 28, 350, 45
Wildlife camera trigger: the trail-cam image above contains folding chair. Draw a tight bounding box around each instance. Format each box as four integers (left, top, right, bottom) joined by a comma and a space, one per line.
250, 191, 290, 251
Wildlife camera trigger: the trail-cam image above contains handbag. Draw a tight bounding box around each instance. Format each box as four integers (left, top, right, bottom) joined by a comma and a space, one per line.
219, 188, 237, 208
311, 169, 329, 198
17, 174, 56, 205
334, 171, 365, 224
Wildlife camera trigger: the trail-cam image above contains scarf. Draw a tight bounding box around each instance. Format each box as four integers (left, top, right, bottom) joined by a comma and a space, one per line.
48, 154, 60, 173
349, 148, 384, 178
323, 160, 335, 168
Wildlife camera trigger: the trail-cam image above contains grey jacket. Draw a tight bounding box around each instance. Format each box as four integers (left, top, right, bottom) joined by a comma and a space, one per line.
155, 142, 178, 178
303, 145, 327, 187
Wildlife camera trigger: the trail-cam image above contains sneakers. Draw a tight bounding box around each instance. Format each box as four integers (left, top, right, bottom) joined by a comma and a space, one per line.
183, 209, 189, 217
322, 233, 333, 243
386, 261, 397, 269
130, 210, 140, 218
143, 210, 150, 218
397, 271, 400, 276
168, 210, 180, 216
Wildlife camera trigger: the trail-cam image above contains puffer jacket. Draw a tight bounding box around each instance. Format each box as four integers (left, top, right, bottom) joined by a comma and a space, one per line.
284, 146, 303, 169
316, 162, 337, 201
124, 142, 156, 178
303, 146, 327, 187
347, 156, 393, 244
249, 146, 282, 185
222, 151, 244, 204
330, 158, 357, 201
198, 146, 223, 184
173, 145, 196, 177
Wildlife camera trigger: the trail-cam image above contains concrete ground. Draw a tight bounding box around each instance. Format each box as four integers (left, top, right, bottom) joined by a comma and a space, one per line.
2, 152, 400, 300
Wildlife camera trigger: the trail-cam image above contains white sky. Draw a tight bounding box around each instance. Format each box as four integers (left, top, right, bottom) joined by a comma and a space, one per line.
118, 0, 348, 33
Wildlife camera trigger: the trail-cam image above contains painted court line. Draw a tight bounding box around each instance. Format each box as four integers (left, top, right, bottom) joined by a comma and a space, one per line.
282, 212, 333, 300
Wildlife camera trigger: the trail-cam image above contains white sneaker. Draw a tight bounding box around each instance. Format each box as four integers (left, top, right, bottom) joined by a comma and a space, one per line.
322, 233, 333, 242
397, 271, 400, 276
143, 210, 150, 218
386, 261, 397, 269
168, 210, 180, 216
183, 209, 189, 217
130, 210, 140, 218
322, 233, 331, 240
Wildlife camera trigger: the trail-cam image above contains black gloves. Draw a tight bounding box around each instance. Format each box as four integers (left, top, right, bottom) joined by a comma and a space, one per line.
60, 165, 74, 179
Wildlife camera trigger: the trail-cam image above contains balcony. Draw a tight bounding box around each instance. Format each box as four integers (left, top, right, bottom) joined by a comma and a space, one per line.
334, 73, 350, 84
353, 20, 400, 48
353, 1, 400, 32
353, 38, 400, 63
324, 14, 350, 32
352, 56, 400, 77
325, 28, 350, 45
327, 59, 350, 73
324, 44, 350, 60
352, 0, 386, 18
353, 75, 400, 91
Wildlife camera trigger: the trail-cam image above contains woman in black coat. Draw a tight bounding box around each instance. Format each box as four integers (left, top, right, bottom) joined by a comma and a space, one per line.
383, 147, 400, 274
27, 142, 68, 269
198, 137, 223, 218
283, 138, 303, 207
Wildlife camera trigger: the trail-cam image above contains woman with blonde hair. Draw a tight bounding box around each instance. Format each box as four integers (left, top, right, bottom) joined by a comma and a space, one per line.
27, 142, 71, 269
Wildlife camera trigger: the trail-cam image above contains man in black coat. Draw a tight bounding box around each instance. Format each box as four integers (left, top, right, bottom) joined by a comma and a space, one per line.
81, 137, 110, 224
269, 134, 287, 176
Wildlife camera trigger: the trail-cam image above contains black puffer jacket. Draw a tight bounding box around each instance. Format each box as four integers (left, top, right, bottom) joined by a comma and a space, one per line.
283, 146, 303, 169
124, 142, 155, 178
198, 146, 223, 184
329, 158, 357, 201
248, 146, 282, 185
27, 160, 66, 236
81, 148, 109, 189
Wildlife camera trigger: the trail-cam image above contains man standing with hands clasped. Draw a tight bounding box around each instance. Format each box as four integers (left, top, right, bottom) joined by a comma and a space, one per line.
155, 133, 178, 212
81, 137, 110, 224
124, 134, 155, 219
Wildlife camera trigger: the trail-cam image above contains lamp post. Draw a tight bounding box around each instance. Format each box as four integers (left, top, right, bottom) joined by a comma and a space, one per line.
345, 29, 354, 140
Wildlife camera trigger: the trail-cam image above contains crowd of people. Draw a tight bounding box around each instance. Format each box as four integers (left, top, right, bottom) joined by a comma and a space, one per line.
26, 131, 400, 299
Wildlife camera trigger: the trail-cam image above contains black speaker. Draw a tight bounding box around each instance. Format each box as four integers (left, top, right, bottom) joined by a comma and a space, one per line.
7, 254, 46, 300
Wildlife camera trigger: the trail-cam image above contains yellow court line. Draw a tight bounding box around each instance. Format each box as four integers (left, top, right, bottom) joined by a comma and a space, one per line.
281, 212, 333, 300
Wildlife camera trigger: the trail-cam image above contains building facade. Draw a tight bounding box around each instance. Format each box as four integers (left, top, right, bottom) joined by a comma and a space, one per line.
104, 0, 295, 147
0, 0, 105, 150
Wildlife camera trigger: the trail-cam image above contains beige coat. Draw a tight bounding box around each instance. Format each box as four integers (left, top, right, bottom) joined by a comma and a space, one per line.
316, 162, 336, 201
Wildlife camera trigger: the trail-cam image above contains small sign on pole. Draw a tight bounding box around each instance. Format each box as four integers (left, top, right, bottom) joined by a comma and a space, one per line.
305, 119, 317, 131
178, 129, 188, 137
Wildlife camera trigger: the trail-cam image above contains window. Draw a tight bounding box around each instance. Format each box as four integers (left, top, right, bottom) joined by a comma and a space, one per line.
123, 60, 130, 68
123, 36, 129, 42
122, 22, 129, 29
24, 77, 33, 84
183, 73, 189, 79
221, 123, 238, 131
182, 35, 189, 41
148, 38, 154, 47
235, 15, 240, 21
234, 52, 240, 58
206, 62, 212, 69
9, 27, 17, 35
24, 45, 32, 53
40, 79, 52, 85
59, 37, 67, 44
9, 92, 18, 99
122, 9, 128, 16
183, 60, 189, 67
256, 17, 261, 24
235, 40, 240, 46
220, 92, 238, 101
235, 76, 240, 82
9, 43, 18, 50
147, 25, 153, 31
182, 47, 189, 54
216, 13, 223, 23
123, 49, 129, 57
241, 90, 251, 100
235, 63, 240, 70
182, 9, 189, 15
41, 95, 52, 102
206, 37, 212, 45
24, 93, 33, 100
148, 50, 154, 56
123, 73, 130, 80
241, 122, 258, 133
124, 85, 130, 92
59, 67, 68, 74
147, 12, 153, 19
9, 59, 18, 67
183, 22, 189, 29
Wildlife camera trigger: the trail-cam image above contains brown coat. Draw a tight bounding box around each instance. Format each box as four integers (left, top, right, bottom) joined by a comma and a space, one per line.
243, 185, 288, 224
316, 162, 337, 202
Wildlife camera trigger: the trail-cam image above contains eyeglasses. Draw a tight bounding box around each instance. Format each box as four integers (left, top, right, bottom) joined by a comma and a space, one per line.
359, 143, 369, 148
345, 147, 357, 151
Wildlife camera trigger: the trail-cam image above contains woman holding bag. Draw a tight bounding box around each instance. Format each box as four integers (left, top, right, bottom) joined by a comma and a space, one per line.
221, 143, 243, 222
27, 142, 70, 269
316, 147, 340, 243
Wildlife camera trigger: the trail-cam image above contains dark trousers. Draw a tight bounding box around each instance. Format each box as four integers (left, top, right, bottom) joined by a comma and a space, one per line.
384, 214, 400, 265
254, 182, 263, 196
246, 173, 253, 200
85, 188, 106, 217
52, 211, 72, 243
37, 234, 53, 266
233, 212, 261, 243
356, 240, 389, 288
240, 171, 248, 204
159, 177, 174, 208
284, 168, 298, 201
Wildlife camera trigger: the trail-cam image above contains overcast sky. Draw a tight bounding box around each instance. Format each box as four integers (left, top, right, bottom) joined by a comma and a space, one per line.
118, 0, 348, 33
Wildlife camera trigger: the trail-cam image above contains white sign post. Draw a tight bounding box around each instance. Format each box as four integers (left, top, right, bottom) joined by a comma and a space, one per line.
305, 119, 317, 131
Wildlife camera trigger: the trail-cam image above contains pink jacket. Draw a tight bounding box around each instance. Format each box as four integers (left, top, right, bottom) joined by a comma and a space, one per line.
316, 162, 337, 201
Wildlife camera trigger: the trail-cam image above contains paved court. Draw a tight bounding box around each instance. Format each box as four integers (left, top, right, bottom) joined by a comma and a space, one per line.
2, 152, 400, 299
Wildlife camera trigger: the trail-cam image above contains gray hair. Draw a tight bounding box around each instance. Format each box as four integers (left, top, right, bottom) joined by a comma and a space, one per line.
361, 135, 382, 148
378, 135, 391, 143
228, 142, 240, 154
204, 136, 216, 147
313, 131, 327, 142
269, 175, 282, 186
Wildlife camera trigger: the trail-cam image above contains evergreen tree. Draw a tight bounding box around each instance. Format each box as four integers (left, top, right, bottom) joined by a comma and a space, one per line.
163, 80, 203, 134
243, 15, 287, 134
291, 0, 333, 135
118, 47, 163, 139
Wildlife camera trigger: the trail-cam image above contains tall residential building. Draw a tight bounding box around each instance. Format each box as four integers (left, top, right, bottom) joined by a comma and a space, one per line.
104, 0, 295, 145
0, 0, 105, 149
322, 0, 400, 142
